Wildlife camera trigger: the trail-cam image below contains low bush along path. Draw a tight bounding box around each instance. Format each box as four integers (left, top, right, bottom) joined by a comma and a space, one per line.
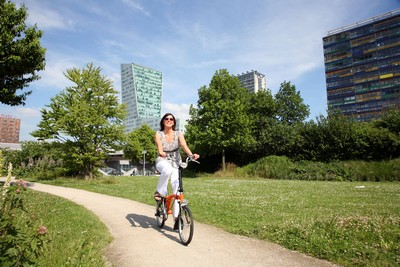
27, 181, 337, 267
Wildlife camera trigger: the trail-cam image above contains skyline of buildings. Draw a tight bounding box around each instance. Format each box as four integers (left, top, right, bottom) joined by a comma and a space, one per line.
119, 65, 265, 134
3, 8, 400, 143
323, 8, 400, 121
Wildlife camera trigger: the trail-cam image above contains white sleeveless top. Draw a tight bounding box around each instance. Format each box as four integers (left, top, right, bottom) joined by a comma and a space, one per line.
155, 131, 181, 169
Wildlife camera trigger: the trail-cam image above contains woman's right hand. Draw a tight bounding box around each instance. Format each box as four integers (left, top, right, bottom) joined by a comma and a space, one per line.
159, 151, 167, 158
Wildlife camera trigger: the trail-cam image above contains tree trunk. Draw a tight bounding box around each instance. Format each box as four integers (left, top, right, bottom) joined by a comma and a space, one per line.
222, 148, 226, 171
85, 165, 93, 180
85, 173, 92, 180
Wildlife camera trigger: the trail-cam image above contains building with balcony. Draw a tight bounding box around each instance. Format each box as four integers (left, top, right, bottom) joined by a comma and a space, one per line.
0, 114, 20, 143
237, 70, 266, 93
323, 8, 400, 121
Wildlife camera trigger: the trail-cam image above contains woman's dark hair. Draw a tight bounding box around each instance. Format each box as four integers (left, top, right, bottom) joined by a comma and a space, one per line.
159, 113, 176, 131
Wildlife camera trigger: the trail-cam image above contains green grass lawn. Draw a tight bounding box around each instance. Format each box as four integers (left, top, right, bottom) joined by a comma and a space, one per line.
19, 189, 113, 266
31, 175, 399, 266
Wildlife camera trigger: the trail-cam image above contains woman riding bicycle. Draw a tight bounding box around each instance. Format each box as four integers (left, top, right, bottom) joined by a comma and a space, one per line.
154, 113, 199, 229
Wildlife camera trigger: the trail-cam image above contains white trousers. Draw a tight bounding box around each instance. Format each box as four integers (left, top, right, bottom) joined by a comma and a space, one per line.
155, 160, 179, 218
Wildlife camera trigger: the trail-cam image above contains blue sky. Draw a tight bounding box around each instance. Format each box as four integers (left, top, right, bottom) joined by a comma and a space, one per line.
1, 0, 399, 141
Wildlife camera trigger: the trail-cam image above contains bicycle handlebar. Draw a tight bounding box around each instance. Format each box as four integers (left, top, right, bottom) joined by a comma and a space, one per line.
164, 154, 200, 169
179, 156, 200, 169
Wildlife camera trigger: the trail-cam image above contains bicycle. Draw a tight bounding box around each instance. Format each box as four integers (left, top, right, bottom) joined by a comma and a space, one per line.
155, 156, 199, 246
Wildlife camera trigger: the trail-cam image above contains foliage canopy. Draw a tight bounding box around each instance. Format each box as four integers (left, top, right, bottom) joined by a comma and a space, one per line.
0, 0, 46, 106
32, 63, 126, 179
186, 69, 255, 170
275, 81, 310, 124
124, 124, 156, 163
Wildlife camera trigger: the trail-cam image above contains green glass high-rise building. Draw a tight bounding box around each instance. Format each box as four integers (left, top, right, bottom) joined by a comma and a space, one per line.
121, 63, 162, 132
323, 8, 400, 121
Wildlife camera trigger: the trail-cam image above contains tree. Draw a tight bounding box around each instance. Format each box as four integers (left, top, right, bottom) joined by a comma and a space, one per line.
32, 63, 126, 179
372, 108, 400, 135
248, 89, 277, 157
186, 69, 255, 171
275, 81, 310, 124
0, 0, 46, 106
297, 110, 356, 161
124, 124, 156, 163
295, 107, 400, 162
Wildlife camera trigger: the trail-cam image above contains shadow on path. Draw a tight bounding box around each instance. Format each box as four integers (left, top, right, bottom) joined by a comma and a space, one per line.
125, 213, 181, 244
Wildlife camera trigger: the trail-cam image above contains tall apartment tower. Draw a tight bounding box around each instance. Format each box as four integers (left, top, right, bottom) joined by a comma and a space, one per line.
0, 114, 20, 143
237, 70, 266, 93
121, 63, 162, 132
323, 9, 400, 121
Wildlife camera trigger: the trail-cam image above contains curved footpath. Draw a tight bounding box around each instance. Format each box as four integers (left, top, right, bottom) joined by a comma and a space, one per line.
25, 181, 337, 267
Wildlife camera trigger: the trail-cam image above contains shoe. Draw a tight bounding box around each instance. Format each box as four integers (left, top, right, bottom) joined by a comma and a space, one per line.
154, 191, 162, 202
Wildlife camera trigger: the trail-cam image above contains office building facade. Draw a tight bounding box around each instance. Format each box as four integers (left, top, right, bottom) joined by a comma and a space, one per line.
121, 63, 162, 132
237, 70, 266, 93
323, 9, 400, 121
0, 114, 20, 143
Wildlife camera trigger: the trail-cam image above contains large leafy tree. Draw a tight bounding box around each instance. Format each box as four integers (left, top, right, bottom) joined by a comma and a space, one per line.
186, 69, 254, 171
248, 89, 276, 157
275, 81, 310, 124
32, 63, 126, 179
0, 0, 46, 106
124, 124, 156, 163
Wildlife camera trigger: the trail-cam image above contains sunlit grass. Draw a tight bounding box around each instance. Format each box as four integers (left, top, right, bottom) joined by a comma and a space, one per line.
37, 175, 400, 266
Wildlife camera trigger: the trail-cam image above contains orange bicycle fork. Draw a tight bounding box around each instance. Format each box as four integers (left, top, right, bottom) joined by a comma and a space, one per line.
164, 193, 184, 214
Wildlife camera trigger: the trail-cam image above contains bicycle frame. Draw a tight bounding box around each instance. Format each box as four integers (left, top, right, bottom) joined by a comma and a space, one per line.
163, 164, 185, 215
155, 156, 198, 245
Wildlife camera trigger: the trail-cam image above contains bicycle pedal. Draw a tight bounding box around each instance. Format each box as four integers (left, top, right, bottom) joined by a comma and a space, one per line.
156, 206, 164, 216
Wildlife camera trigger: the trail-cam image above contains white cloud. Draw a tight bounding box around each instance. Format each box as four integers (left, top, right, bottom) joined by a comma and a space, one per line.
120, 0, 150, 16
16, 0, 75, 30
34, 50, 96, 91
4, 0, 398, 140
15, 107, 41, 118
0, 106, 42, 141
162, 102, 191, 121
17, 107, 42, 141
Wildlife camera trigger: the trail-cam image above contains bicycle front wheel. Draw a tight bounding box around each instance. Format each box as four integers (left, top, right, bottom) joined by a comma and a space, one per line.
178, 205, 194, 246
155, 200, 167, 228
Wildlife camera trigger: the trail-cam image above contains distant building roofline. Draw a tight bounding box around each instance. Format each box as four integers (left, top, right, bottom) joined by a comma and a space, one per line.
121, 63, 161, 73
237, 70, 265, 78
325, 8, 400, 37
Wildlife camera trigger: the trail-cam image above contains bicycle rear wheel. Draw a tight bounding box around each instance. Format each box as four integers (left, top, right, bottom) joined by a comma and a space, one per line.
178, 205, 194, 245
155, 200, 167, 228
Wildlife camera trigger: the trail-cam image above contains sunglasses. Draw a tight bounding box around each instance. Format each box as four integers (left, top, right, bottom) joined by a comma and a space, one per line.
164, 117, 174, 121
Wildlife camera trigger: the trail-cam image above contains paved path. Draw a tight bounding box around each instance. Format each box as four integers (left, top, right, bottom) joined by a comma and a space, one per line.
23, 181, 337, 267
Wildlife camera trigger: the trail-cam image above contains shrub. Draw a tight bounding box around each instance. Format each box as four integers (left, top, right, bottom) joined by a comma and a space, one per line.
240, 156, 294, 179
213, 163, 239, 177
237, 156, 400, 181
0, 163, 49, 266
